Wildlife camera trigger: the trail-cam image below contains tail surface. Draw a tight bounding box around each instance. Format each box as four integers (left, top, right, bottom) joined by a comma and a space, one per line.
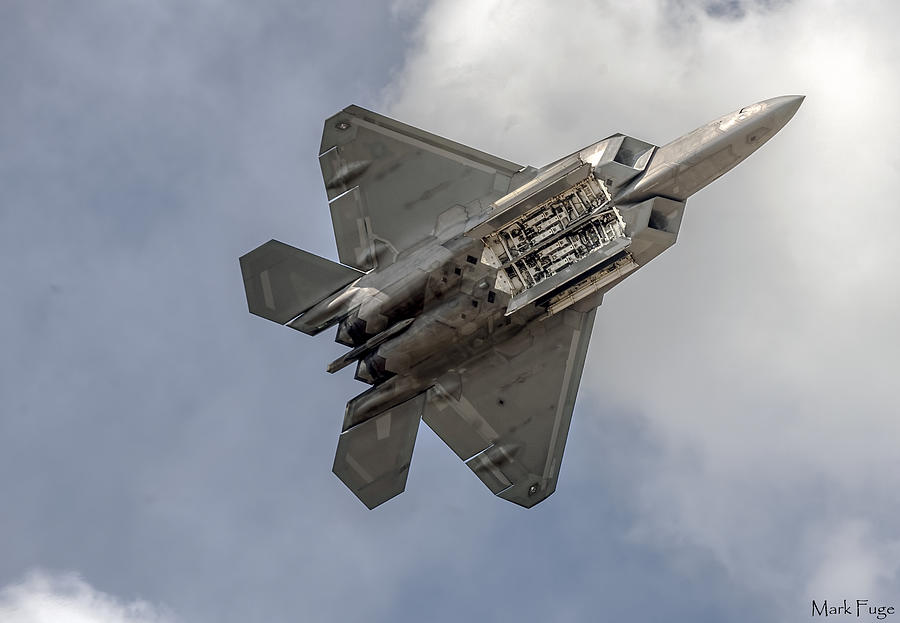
240, 239, 363, 325
333, 388, 425, 509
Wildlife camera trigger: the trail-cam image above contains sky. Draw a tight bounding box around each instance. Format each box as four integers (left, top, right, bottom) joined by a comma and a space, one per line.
1, 1, 899, 621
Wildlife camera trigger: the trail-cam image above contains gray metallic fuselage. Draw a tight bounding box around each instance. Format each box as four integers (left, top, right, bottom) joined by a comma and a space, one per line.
304, 96, 804, 426
239, 95, 803, 509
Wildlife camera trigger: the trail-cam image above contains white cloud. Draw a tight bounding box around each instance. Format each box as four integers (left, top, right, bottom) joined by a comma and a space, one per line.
5, 2, 898, 621
0, 571, 175, 623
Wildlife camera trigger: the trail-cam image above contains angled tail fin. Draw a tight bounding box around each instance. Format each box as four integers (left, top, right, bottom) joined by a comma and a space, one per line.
333, 389, 426, 509
239, 239, 363, 325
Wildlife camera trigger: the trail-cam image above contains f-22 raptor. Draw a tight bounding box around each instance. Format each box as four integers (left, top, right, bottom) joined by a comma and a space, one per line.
240, 96, 803, 509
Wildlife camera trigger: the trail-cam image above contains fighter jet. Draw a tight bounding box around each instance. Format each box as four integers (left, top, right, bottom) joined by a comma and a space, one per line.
240, 96, 803, 509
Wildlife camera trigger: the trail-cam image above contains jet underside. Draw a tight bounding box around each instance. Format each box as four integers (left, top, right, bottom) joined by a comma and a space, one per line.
240, 96, 803, 509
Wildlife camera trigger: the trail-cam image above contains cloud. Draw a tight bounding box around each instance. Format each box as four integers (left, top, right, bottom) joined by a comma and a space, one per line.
3, 2, 899, 622
803, 521, 900, 598
0, 571, 175, 623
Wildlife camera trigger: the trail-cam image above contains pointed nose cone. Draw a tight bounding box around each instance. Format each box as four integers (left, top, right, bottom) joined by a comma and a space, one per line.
767, 94, 805, 125
615, 95, 804, 203
755, 96, 804, 141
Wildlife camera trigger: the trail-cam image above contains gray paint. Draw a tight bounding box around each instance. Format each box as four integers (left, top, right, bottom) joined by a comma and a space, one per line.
5, 2, 897, 621
240, 240, 363, 324
240, 95, 803, 509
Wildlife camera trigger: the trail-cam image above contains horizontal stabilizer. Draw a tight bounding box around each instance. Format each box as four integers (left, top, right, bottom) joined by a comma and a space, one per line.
333, 392, 425, 509
240, 239, 363, 324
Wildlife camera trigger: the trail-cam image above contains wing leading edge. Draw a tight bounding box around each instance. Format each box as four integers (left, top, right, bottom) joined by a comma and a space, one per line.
423, 308, 596, 507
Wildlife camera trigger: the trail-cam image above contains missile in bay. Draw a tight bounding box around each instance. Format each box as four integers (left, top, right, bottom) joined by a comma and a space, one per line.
239, 95, 804, 509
